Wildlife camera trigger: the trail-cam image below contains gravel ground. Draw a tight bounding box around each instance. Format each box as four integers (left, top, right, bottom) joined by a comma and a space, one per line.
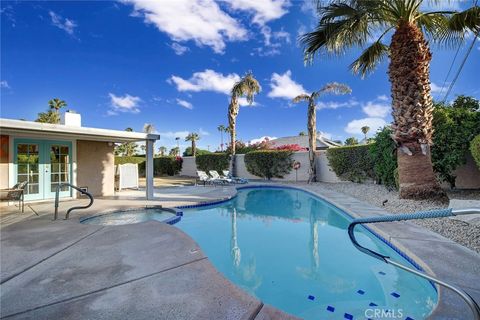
311, 182, 480, 253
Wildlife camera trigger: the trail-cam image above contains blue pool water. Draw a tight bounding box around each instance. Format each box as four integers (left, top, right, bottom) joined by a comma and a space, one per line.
177, 187, 437, 320
81, 208, 175, 225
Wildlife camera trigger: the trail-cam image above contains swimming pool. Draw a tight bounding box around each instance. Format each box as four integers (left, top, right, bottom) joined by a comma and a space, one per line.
177, 187, 437, 320
80, 207, 181, 226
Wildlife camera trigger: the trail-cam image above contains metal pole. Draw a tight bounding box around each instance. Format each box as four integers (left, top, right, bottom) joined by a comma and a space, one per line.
53, 183, 60, 220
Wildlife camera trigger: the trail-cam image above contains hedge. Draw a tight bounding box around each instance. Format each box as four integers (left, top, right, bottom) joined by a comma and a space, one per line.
369, 127, 398, 188
195, 153, 230, 173
326, 145, 374, 183
470, 135, 480, 169
244, 150, 294, 180
115, 156, 182, 176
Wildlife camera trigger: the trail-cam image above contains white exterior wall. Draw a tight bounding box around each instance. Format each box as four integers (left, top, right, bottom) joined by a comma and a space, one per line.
315, 150, 341, 183
179, 156, 197, 177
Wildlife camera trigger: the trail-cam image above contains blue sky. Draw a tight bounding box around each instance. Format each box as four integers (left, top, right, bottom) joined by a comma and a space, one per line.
1, 0, 479, 153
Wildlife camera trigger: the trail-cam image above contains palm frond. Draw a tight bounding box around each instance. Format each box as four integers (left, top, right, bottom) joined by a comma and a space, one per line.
448, 6, 480, 34
349, 41, 389, 77
315, 82, 352, 98
292, 94, 311, 104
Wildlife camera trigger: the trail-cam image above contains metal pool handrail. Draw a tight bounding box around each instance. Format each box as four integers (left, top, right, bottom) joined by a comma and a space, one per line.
347, 208, 480, 320
54, 183, 94, 220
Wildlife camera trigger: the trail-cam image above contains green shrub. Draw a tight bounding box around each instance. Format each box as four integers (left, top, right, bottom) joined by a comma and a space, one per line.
153, 156, 183, 176
195, 153, 230, 172
431, 97, 480, 188
369, 126, 398, 188
115, 156, 145, 165
244, 150, 294, 180
326, 145, 374, 183
470, 135, 480, 169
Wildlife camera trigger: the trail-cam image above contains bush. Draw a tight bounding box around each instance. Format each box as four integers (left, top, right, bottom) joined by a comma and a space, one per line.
154, 156, 183, 176
470, 135, 480, 169
369, 126, 398, 188
431, 97, 480, 188
326, 145, 374, 183
183, 147, 211, 157
196, 153, 230, 172
244, 150, 294, 180
115, 156, 145, 165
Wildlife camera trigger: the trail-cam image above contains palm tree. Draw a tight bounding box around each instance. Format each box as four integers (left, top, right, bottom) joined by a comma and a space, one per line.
228, 71, 261, 174
300, 1, 479, 199
158, 146, 167, 157
361, 126, 370, 141
217, 125, 227, 151
48, 98, 67, 115
185, 133, 200, 156
293, 83, 351, 182
169, 147, 179, 157
345, 137, 359, 146
143, 123, 155, 134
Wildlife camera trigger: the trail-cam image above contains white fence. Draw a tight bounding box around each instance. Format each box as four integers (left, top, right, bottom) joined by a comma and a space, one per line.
179, 151, 339, 183
179, 150, 479, 188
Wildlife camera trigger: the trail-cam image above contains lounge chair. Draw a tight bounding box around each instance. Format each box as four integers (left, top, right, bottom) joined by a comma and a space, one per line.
196, 171, 212, 186
222, 170, 248, 184
209, 170, 233, 185
0, 181, 28, 212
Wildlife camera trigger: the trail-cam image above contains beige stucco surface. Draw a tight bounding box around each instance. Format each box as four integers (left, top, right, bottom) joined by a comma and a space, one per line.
76, 140, 115, 197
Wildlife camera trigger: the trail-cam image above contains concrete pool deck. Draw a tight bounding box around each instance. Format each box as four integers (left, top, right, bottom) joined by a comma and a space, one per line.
1, 183, 479, 319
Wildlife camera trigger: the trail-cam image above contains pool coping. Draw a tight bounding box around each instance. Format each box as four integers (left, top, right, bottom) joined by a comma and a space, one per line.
175, 183, 480, 320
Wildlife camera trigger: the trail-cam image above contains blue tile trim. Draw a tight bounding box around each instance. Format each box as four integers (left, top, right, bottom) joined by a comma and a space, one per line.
79, 206, 183, 225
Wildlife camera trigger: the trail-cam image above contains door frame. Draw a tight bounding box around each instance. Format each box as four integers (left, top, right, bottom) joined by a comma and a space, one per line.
13, 138, 73, 201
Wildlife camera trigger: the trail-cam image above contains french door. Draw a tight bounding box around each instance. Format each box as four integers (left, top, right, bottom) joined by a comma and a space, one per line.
14, 139, 72, 201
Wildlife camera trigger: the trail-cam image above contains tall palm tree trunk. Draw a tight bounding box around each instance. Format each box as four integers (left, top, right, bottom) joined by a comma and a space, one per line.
192, 140, 196, 157
388, 21, 445, 199
228, 99, 238, 175
307, 103, 317, 182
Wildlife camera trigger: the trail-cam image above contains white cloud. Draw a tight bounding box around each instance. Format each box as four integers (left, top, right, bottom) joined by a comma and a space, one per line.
249, 136, 276, 144
160, 131, 190, 139
317, 99, 359, 110
169, 42, 189, 55
199, 128, 210, 136
169, 69, 240, 94
108, 93, 141, 114
0, 80, 10, 89
268, 70, 306, 100
362, 101, 390, 118
238, 97, 259, 107
345, 117, 387, 135
49, 11, 77, 35
176, 98, 193, 109
124, 0, 247, 53
430, 82, 445, 94
223, 0, 290, 25
377, 94, 389, 101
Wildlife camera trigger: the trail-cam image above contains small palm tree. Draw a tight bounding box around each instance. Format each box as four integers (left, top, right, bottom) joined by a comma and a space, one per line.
300, 0, 479, 199
345, 137, 359, 146
48, 98, 67, 115
228, 71, 261, 173
169, 147, 180, 157
293, 83, 351, 182
361, 126, 370, 141
185, 133, 200, 156
143, 123, 155, 134
217, 124, 227, 151
158, 146, 167, 157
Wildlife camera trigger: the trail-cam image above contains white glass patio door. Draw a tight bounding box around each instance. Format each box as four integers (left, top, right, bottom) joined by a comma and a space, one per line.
14, 139, 72, 200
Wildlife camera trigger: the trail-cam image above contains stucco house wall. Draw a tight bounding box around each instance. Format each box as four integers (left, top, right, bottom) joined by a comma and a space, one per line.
76, 140, 115, 197
0, 135, 9, 189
